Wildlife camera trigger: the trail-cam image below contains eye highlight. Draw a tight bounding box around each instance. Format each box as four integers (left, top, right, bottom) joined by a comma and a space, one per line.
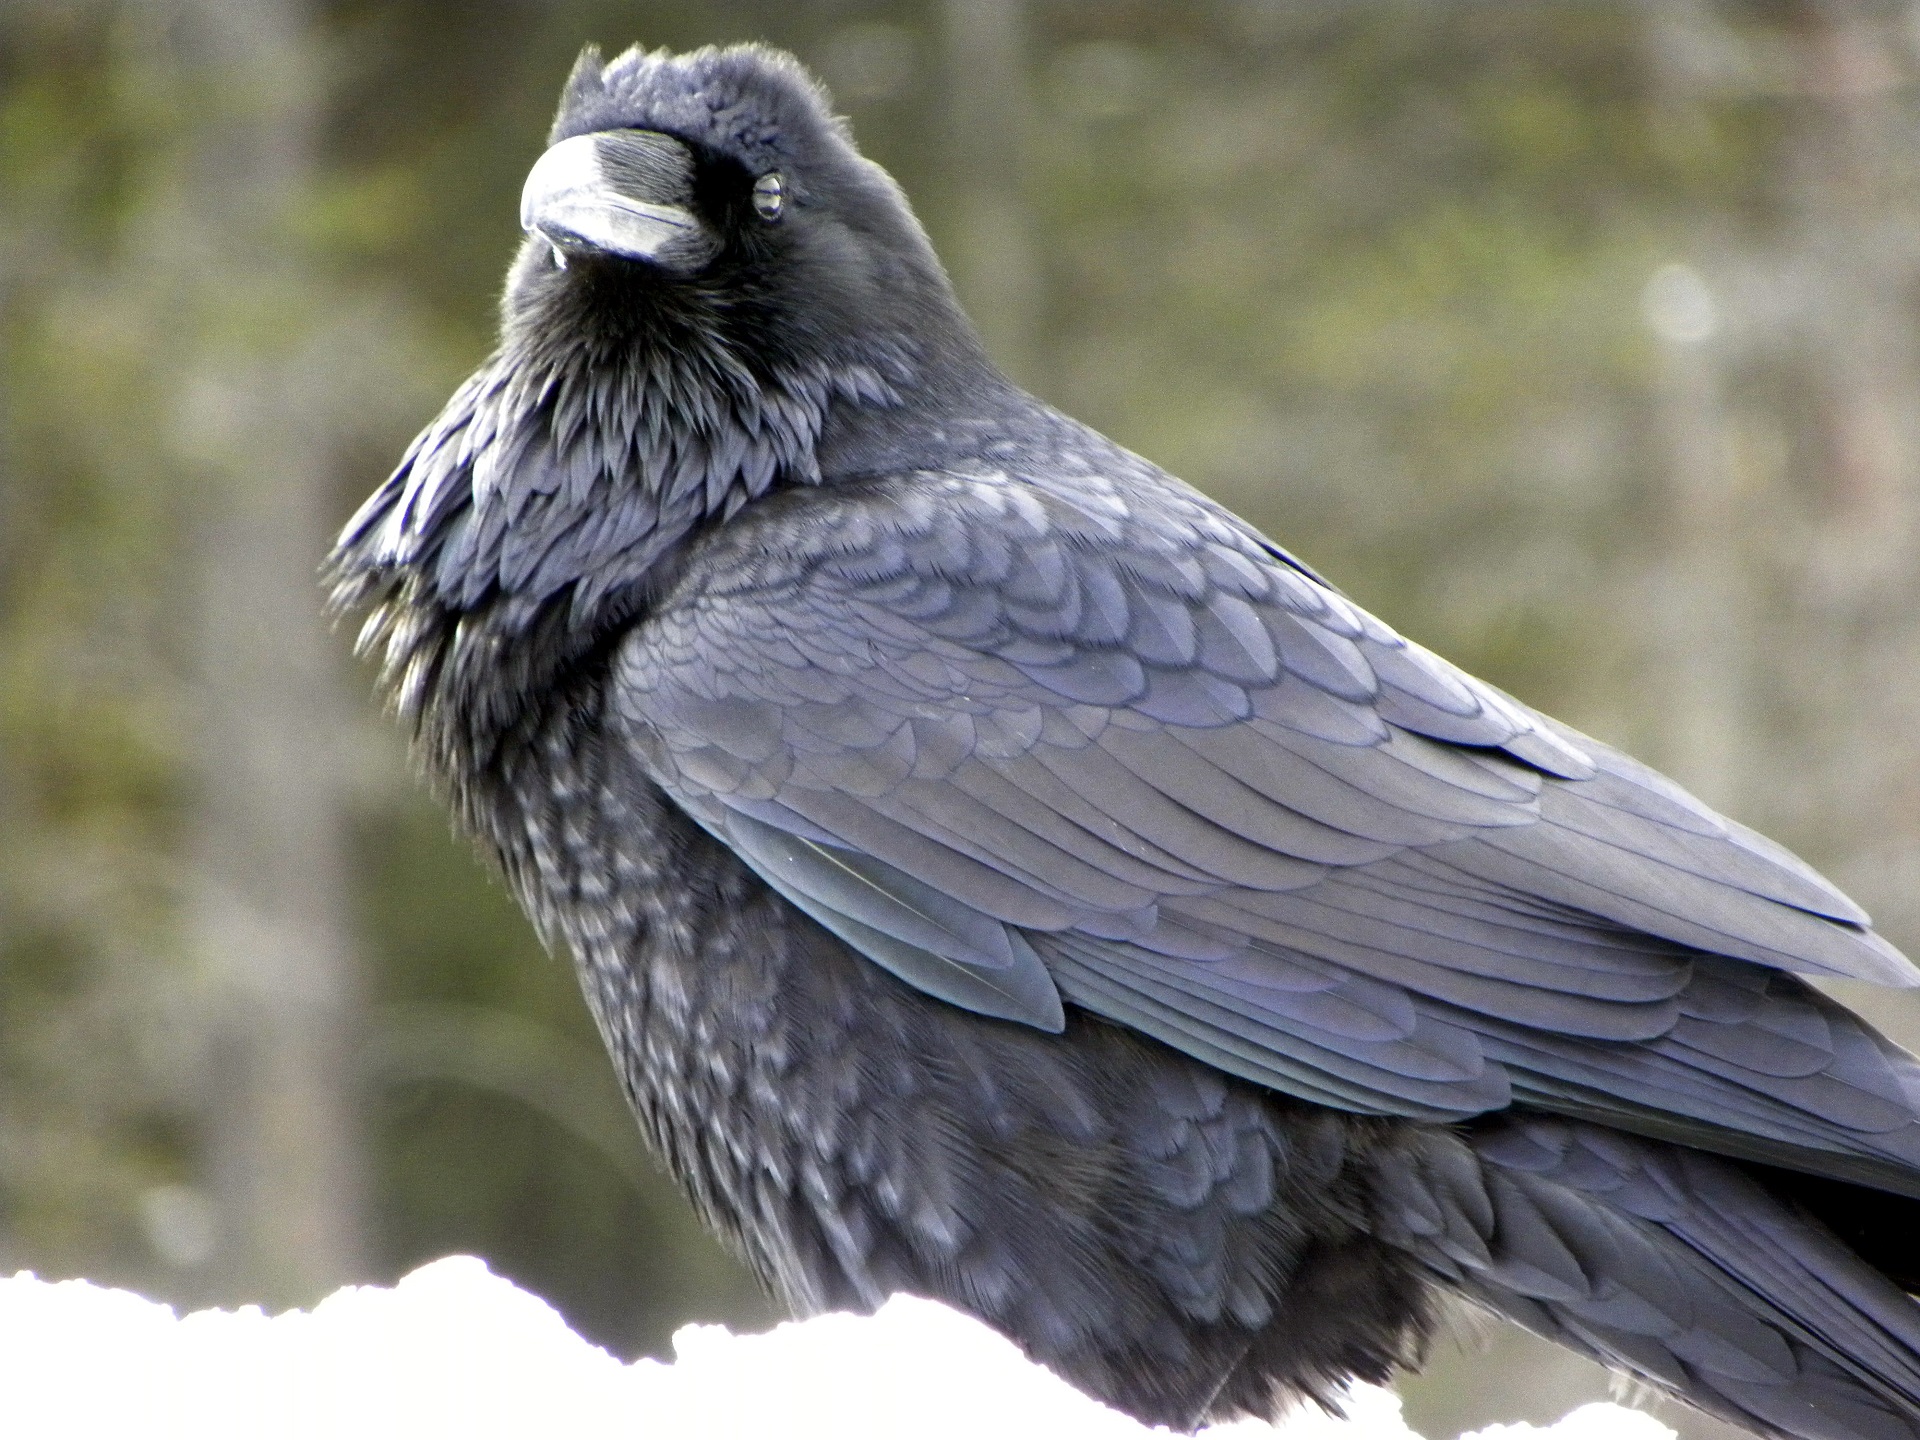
751, 172, 785, 222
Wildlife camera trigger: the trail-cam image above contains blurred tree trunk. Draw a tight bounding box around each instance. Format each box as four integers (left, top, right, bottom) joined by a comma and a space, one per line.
941, 0, 1043, 387
158, 0, 370, 1304
1636, 1, 1752, 815
1645, 266, 1745, 813
1791, 2, 1920, 556
1637, 0, 1920, 950
1778, 0, 1920, 1026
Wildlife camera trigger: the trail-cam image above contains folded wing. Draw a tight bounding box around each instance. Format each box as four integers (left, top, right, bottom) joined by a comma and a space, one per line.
614, 457, 1920, 1193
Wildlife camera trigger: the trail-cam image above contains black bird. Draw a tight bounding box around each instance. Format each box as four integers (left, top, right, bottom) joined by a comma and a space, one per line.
330, 44, 1920, 1440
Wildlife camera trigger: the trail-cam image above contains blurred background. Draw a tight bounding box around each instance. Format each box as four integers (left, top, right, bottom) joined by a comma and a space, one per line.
4, 1, 1920, 1435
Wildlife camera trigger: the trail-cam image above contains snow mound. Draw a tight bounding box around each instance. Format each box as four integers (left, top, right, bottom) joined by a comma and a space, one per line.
0, 1256, 1675, 1440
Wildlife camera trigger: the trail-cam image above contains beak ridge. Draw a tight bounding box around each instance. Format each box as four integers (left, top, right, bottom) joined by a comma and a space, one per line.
520, 131, 718, 271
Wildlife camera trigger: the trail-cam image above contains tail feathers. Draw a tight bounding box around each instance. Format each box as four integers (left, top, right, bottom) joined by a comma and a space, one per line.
1372, 1116, 1920, 1440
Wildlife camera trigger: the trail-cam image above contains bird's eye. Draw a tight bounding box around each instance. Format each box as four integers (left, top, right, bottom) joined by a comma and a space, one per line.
751, 172, 785, 222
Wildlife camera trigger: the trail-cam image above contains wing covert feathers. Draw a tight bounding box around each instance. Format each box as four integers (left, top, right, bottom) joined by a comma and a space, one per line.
614, 445, 1920, 1195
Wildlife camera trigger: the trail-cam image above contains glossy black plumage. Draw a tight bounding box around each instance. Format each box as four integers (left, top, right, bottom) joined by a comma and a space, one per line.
329, 43, 1920, 1438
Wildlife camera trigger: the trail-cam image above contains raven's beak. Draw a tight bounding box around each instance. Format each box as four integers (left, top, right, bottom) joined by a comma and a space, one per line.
520, 130, 720, 273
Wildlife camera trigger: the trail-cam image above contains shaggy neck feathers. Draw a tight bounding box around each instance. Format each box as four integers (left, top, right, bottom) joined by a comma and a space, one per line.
328, 284, 910, 794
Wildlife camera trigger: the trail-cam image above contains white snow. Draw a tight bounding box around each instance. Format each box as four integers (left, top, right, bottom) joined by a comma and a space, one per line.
0, 1255, 1675, 1440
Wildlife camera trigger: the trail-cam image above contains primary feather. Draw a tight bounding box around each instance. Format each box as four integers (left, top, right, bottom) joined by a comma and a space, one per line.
331, 42, 1920, 1439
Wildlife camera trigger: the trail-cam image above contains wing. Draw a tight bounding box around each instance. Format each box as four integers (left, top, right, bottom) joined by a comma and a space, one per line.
613, 448, 1920, 1193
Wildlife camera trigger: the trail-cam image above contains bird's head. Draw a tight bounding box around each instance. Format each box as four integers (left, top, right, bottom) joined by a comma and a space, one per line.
505, 43, 987, 397
332, 44, 1011, 736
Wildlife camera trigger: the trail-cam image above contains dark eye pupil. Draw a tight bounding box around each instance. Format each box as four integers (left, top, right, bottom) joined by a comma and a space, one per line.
752, 173, 784, 221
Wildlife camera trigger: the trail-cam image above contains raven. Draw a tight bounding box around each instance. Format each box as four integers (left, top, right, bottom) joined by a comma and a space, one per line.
330, 43, 1920, 1440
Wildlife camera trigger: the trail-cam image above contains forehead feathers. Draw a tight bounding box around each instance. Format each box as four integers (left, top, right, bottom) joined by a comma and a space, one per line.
548, 43, 849, 178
